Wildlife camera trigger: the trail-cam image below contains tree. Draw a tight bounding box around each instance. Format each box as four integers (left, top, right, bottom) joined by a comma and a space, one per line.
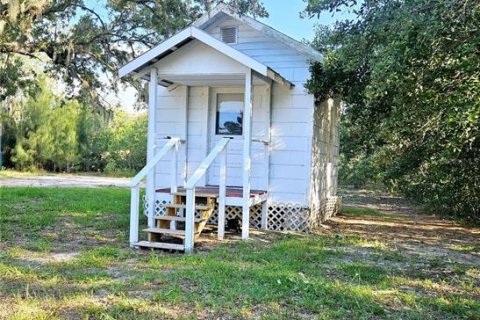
50, 100, 79, 172
304, 0, 480, 218
0, 0, 268, 107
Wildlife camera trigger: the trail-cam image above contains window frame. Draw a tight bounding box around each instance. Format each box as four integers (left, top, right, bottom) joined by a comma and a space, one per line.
214, 92, 245, 137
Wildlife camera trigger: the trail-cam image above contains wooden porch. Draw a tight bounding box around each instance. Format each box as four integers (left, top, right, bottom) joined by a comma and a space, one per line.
156, 186, 268, 206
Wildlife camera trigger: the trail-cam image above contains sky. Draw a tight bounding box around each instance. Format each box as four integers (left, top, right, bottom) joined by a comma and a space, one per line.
260, 0, 326, 41
260, 0, 356, 41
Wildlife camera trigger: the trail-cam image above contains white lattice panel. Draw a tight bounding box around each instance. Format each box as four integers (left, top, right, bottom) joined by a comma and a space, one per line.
268, 203, 309, 231
141, 197, 340, 232
207, 204, 263, 228
142, 195, 168, 217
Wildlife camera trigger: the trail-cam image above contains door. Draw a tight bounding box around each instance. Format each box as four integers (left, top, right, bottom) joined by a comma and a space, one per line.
207, 86, 269, 190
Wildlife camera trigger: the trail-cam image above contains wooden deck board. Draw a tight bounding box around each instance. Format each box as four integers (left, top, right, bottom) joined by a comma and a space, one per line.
135, 241, 184, 251
156, 186, 267, 198
161, 203, 211, 210
154, 216, 206, 223
143, 228, 199, 235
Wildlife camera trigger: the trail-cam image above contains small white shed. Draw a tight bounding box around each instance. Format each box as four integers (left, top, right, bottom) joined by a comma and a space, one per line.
120, 4, 341, 252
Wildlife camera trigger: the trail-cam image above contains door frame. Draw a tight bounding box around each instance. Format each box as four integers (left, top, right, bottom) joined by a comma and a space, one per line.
206, 85, 270, 190
207, 87, 245, 187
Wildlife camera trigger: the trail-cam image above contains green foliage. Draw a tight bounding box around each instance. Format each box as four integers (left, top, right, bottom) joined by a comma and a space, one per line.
102, 111, 148, 174
1, 76, 147, 174
0, 0, 268, 107
305, 0, 480, 218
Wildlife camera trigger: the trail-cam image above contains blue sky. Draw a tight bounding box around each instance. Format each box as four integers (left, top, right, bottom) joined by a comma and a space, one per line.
259, 0, 354, 41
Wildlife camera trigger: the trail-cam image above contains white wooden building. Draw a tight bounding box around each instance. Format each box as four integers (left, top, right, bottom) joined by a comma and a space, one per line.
120, 4, 341, 252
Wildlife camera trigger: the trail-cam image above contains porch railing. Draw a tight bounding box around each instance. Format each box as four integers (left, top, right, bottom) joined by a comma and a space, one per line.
129, 137, 180, 247
184, 137, 231, 253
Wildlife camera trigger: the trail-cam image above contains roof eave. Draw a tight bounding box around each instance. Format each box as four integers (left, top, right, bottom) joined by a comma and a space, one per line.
117, 26, 294, 88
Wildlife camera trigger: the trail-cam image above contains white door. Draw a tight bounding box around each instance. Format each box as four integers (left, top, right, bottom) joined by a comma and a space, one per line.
207, 86, 269, 190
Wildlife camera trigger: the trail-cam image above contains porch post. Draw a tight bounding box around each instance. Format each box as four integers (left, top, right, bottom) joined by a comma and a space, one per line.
242, 68, 253, 240
146, 68, 158, 228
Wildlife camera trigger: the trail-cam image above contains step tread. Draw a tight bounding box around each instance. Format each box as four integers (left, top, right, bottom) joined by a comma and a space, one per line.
135, 241, 184, 251
161, 203, 211, 210
154, 216, 206, 223
143, 228, 199, 235
171, 191, 219, 198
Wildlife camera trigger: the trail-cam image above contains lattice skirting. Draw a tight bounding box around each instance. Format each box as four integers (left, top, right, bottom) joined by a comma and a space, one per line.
142, 196, 341, 232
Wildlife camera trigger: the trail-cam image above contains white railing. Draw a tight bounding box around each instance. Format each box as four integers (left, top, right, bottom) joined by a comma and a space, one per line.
129, 137, 180, 247
184, 137, 230, 253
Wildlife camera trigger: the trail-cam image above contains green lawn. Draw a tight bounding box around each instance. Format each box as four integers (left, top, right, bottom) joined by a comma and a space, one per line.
0, 188, 478, 319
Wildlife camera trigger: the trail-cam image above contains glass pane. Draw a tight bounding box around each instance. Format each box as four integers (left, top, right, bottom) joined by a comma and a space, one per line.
215, 93, 244, 135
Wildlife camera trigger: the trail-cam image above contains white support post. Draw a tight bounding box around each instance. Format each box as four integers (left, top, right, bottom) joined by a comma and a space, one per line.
261, 201, 268, 230
171, 140, 178, 194
218, 147, 227, 240
242, 69, 253, 240
184, 188, 195, 253
129, 186, 140, 247
146, 68, 158, 228
182, 86, 190, 188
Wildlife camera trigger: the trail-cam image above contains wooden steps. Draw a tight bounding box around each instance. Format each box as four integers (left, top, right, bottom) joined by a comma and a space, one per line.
171, 191, 219, 198
154, 216, 206, 223
160, 203, 211, 210
135, 241, 184, 251
140, 193, 217, 251
143, 227, 200, 236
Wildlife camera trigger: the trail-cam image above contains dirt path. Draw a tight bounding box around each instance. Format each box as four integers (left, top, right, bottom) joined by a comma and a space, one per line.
0, 174, 131, 188
327, 187, 480, 266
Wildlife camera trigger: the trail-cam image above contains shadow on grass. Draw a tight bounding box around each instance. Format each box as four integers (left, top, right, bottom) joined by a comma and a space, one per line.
1, 236, 478, 319
1, 188, 479, 319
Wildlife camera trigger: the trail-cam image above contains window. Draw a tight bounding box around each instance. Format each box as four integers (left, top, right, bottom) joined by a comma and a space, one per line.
221, 27, 238, 44
215, 93, 244, 136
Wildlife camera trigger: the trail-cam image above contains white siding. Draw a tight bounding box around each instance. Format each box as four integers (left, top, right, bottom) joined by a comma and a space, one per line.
268, 83, 314, 205
204, 15, 311, 84
153, 86, 187, 189
154, 40, 246, 76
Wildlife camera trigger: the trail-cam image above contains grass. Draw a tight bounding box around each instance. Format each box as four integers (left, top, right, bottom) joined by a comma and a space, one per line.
0, 169, 46, 178
0, 169, 135, 179
0, 187, 479, 319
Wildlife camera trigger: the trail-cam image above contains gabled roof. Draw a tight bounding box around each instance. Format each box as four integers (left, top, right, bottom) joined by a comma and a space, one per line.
118, 26, 293, 87
193, 3, 323, 63
119, 4, 322, 87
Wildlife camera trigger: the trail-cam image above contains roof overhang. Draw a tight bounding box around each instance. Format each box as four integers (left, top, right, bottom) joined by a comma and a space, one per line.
118, 26, 294, 88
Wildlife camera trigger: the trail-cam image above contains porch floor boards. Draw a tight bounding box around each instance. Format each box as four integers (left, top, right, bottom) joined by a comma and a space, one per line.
156, 186, 267, 199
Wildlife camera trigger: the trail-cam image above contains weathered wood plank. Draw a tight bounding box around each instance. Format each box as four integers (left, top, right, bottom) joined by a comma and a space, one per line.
160, 203, 211, 210
154, 216, 206, 223
135, 241, 184, 251
143, 227, 199, 236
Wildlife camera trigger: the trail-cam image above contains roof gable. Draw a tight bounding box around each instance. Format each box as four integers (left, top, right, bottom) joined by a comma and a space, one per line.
119, 27, 267, 78
118, 26, 293, 87
118, 4, 320, 87
193, 4, 323, 63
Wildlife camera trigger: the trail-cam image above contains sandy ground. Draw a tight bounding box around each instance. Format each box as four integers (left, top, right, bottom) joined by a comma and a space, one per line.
0, 174, 132, 188
325, 187, 480, 266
